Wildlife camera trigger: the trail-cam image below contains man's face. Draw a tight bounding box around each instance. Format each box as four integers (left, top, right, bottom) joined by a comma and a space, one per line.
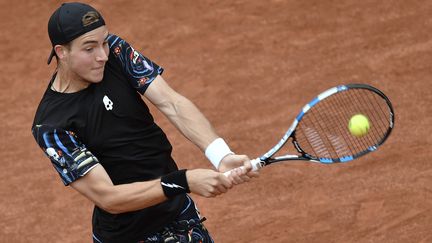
62, 26, 109, 83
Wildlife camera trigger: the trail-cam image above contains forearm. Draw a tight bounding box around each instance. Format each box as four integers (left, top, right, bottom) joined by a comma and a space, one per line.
102, 179, 166, 214
163, 97, 238, 169
71, 165, 167, 214
161, 95, 219, 151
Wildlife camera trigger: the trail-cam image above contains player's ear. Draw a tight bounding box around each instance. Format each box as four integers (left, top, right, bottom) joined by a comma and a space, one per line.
54, 44, 69, 60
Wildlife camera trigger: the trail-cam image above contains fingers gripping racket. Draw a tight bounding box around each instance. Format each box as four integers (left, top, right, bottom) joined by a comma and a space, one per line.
225, 84, 394, 176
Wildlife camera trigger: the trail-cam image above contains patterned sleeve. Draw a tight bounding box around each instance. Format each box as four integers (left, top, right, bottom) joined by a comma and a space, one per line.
107, 34, 164, 94
32, 125, 99, 186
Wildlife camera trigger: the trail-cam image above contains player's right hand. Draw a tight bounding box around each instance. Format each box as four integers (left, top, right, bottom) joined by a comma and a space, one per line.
218, 154, 259, 184
186, 169, 233, 197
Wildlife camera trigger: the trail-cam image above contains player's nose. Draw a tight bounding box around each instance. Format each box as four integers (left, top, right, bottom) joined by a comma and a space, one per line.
96, 47, 109, 62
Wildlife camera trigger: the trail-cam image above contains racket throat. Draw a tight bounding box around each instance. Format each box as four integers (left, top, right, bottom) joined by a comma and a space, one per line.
292, 138, 307, 157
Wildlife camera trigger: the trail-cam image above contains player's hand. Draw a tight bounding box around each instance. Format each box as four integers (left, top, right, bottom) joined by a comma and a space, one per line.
218, 154, 259, 184
186, 169, 233, 198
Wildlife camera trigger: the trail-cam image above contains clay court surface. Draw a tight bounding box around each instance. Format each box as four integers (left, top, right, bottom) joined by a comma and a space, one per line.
1, 0, 431, 242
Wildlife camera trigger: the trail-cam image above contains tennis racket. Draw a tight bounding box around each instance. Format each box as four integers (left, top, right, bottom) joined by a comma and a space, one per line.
225, 83, 394, 176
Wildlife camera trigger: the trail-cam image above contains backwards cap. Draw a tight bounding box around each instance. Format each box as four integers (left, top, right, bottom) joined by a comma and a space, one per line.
47, 2, 105, 64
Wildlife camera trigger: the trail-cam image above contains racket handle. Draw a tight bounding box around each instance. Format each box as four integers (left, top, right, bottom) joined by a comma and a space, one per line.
223, 158, 263, 177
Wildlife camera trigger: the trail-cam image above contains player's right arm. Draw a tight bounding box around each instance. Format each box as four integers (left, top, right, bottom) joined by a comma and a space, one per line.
32, 125, 233, 214
70, 164, 232, 214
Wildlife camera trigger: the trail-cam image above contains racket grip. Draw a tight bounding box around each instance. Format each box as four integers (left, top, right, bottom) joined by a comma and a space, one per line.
223, 158, 263, 177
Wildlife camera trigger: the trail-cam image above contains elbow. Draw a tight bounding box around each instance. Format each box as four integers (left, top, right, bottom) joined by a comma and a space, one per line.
98, 198, 126, 214
100, 205, 121, 215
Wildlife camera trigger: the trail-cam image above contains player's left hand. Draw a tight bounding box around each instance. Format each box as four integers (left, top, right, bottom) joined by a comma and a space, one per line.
218, 154, 259, 184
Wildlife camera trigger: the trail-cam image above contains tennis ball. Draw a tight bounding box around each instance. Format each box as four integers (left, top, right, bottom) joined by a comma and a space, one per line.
348, 114, 370, 137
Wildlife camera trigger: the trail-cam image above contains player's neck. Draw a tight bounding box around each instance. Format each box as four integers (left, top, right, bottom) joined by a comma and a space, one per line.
52, 67, 91, 93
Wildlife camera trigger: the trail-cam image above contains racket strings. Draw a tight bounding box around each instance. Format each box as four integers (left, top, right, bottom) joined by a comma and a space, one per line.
346, 89, 388, 149
302, 92, 357, 158
339, 89, 389, 154
351, 90, 386, 146
298, 93, 351, 158
335, 89, 375, 151
325, 92, 360, 156
339, 89, 389, 155
296, 88, 391, 160
358, 89, 390, 140
365, 90, 390, 135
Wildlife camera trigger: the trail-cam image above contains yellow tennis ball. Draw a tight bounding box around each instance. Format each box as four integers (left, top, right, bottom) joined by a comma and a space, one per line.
348, 114, 370, 137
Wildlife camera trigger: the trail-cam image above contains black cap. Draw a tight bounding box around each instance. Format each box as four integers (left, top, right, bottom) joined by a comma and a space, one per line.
47, 2, 105, 64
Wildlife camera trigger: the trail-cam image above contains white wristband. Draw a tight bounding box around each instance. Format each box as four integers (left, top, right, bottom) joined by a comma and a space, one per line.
205, 138, 234, 169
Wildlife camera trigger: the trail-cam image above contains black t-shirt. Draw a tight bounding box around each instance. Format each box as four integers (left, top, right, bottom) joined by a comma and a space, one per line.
32, 34, 186, 242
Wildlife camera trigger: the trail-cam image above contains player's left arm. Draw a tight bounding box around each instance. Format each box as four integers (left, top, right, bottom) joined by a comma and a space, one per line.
144, 75, 256, 180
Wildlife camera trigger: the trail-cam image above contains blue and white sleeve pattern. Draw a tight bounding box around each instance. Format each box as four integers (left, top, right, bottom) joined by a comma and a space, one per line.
32, 125, 99, 186
107, 34, 164, 94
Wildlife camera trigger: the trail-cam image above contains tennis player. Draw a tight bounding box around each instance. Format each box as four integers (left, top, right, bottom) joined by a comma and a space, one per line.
32, 2, 256, 242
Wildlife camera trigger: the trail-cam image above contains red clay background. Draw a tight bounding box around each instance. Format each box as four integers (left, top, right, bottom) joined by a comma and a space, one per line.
1, 0, 431, 242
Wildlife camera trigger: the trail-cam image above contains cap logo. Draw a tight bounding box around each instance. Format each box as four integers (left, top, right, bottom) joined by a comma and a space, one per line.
82, 11, 100, 27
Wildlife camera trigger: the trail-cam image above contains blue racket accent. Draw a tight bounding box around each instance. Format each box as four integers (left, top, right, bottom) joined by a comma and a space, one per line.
318, 158, 333, 163
307, 97, 320, 109
339, 156, 354, 162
